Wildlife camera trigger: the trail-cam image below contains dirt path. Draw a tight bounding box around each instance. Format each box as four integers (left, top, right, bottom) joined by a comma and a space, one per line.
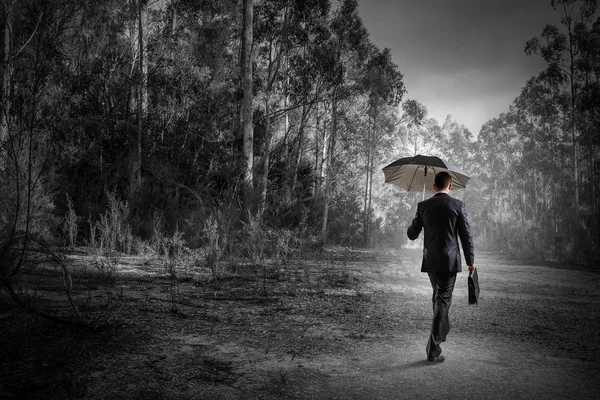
272, 321, 598, 400
2, 249, 599, 399
239, 254, 600, 399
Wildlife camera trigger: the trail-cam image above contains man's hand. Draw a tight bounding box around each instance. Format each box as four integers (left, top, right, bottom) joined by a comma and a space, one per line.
468, 264, 476, 272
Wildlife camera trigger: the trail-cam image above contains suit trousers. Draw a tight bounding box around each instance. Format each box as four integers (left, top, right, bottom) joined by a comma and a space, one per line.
426, 271, 457, 358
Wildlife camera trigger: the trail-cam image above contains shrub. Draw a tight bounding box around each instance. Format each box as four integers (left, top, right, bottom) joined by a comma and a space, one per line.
242, 212, 267, 267
62, 193, 78, 248
88, 213, 97, 247
96, 190, 133, 255
274, 228, 293, 262
0, 160, 57, 283
203, 212, 225, 281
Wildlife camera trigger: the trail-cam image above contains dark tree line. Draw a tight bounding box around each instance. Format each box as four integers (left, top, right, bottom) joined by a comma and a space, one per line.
0, 0, 410, 284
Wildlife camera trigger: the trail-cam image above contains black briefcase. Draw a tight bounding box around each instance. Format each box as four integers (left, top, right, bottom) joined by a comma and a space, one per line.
468, 269, 480, 305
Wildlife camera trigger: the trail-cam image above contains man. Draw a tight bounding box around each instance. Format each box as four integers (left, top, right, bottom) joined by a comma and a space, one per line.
407, 171, 476, 362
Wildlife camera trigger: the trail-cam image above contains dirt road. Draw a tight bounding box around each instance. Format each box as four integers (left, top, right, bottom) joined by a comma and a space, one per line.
235, 251, 600, 399
1, 249, 599, 399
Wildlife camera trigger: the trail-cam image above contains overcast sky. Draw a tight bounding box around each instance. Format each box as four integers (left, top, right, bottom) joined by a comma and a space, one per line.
357, 0, 559, 135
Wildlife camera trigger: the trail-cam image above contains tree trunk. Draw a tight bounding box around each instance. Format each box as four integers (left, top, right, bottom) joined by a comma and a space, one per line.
0, 0, 14, 145
170, 0, 177, 37
312, 103, 322, 197
139, 1, 148, 114
590, 127, 598, 247
129, 0, 147, 198
258, 37, 275, 214
362, 117, 372, 246
532, 168, 537, 222
566, 14, 579, 214
259, 95, 272, 213
241, 0, 254, 214
291, 104, 310, 195
366, 141, 374, 247
321, 90, 337, 243
283, 74, 289, 162
573, 135, 579, 213
362, 149, 369, 243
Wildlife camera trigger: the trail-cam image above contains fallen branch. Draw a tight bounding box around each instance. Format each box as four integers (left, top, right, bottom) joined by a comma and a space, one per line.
58, 259, 87, 325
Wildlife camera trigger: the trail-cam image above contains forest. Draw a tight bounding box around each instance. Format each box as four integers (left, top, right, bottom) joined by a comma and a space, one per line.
1, 0, 599, 314
1, 0, 600, 398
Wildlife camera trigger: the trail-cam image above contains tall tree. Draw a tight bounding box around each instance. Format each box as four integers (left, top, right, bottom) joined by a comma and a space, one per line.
241, 0, 254, 214
0, 0, 15, 145
0, 0, 84, 321
319, 0, 369, 242
128, 0, 148, 198
441, 115, 472, 167
525, 0, 598, 214
575, 15, 600, 246
359, 46, 405, 246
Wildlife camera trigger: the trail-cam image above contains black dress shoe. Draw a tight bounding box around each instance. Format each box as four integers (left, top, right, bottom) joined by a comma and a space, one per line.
427, 355, 445, 362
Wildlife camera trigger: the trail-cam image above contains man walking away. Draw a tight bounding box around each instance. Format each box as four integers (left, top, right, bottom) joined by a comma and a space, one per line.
407, 171, 476, 362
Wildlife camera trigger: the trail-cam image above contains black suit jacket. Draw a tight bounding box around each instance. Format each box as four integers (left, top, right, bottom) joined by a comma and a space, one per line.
407, 192, 474, 273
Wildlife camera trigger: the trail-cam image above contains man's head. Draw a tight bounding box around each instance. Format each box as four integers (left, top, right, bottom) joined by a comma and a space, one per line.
433, 171, 452, 192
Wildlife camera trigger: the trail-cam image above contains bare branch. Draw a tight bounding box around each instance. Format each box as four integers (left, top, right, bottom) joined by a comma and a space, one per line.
11, 13, 43, 61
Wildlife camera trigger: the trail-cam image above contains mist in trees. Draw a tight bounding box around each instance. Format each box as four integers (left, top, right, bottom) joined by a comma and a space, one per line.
476, 0, 600, 260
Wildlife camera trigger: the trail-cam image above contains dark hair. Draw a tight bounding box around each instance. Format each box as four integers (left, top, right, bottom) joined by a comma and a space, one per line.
434, 171, 452, 189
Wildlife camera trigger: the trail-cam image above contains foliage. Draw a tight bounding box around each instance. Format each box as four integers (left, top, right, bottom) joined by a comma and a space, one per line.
96, 191, 133, 256
62, 193, 78, 248
0, 0, 597, 281
242, 211, 268, 267
476, 0, 600, 261
203, 212, 226, 281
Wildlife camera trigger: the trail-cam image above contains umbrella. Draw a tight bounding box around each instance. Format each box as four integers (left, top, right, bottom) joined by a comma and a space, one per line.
382, 154, 470, 199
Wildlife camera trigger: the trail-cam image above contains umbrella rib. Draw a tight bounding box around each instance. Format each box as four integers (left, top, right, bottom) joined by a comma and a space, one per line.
407, 165, 421, 191
452, 172, 466, 188
385, 167, 403, 183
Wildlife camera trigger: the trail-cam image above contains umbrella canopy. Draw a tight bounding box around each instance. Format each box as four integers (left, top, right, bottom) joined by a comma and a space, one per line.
382, 154, 470, 196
